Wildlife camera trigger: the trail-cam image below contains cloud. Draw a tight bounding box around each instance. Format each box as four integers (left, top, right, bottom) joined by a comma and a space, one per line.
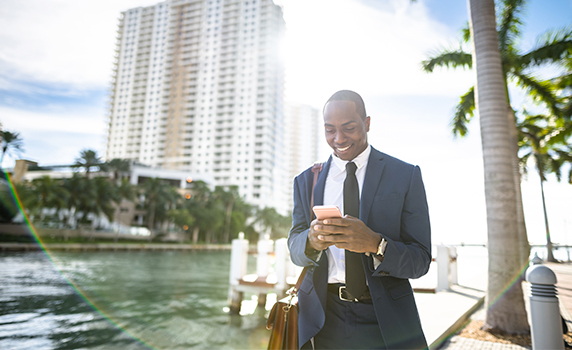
0, 0, 159, 89
0, 106, 108, 166
281, 0, 474, 106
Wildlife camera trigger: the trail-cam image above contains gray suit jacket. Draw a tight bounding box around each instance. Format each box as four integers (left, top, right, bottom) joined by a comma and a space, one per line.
288, 147, 431, 349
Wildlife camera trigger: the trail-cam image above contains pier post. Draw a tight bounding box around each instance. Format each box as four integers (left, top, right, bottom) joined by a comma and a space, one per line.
274, 238, 289, 295
449, 246, 458, 285
436, 245, 450, 292
526, 264, 564, 350
436, 245, 458, 291
256, 235, 273, 307
257, 235, 273, 278
228, 233, 249, 313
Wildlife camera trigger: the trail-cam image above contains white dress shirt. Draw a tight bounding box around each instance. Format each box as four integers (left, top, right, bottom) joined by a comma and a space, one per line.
323, 145, 371, 284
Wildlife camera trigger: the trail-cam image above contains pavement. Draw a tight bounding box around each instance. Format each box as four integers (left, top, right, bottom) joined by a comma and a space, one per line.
417, 261, 572, 350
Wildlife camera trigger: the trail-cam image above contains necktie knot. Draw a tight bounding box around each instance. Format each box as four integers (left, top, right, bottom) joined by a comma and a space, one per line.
346, 161, 357, 175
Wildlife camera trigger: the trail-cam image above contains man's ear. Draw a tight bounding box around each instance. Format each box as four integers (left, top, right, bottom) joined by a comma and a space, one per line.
365, 116, 371, 132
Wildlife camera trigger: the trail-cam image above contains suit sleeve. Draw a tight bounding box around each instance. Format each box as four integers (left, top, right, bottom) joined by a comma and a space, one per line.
288, 175, 322, 267
372, 165, 432, 279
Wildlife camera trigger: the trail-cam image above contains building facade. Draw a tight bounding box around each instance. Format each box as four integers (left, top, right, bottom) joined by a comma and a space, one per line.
284, 103, 322, 213
106, 0, 286, 210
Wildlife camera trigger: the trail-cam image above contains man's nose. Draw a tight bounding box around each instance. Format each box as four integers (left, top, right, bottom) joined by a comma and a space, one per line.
334, 131, 346, 144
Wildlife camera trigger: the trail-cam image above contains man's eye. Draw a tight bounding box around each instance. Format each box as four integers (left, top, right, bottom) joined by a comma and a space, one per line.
345, 128, 355, 132
325, 129, 335, 133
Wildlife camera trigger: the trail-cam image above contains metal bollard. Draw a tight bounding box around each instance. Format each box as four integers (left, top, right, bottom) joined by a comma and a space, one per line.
526, 264, 564, 350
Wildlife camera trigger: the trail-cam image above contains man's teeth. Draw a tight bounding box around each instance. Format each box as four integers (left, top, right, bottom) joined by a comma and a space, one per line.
337, 145, 350, 152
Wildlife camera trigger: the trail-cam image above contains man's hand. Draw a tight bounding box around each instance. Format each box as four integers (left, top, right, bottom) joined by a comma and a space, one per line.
308, 215, 381, 254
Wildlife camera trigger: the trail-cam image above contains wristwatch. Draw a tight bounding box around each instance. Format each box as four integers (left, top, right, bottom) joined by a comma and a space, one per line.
376, 237, 388, 257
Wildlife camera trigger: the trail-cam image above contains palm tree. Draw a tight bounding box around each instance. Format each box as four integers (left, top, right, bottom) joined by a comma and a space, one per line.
227, 191, 253, 241
0, 178, 19, 222
213, 186, 238, 243
422, 0, 571, 137
185, 180, 213, 243
1, 131, 24, 167
74, 149, 103, 178
62, 174, 91, 229
253, 206, 291, 240
168, 208, 195, 242
90, 177, 121, 228
421, 0, 572, 271
31, 176, 68, 222
140, 178, 175, 241
12, 181, 36, 217
466, 0, 530, 333
519, 114, 572, 262
102, 158, 131, 183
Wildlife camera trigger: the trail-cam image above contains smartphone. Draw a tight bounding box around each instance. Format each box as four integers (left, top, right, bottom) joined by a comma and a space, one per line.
313, 205, 342, 220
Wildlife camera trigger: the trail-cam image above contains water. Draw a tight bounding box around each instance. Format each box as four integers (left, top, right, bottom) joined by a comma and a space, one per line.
1, 245, 568, 350
0, 250, 270, 350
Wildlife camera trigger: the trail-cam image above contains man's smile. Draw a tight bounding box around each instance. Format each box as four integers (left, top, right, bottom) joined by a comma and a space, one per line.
336, 145, 352, 152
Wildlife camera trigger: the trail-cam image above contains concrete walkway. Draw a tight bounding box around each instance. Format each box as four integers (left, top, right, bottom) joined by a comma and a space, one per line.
417, 284, 485, 349
430, 261, 572, 350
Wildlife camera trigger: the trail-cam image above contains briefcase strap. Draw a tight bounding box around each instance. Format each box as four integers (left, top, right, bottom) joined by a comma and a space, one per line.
290, 162, 323, 296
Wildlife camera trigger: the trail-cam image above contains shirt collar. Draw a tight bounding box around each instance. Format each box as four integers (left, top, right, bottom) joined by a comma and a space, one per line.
331, 144, 371, 172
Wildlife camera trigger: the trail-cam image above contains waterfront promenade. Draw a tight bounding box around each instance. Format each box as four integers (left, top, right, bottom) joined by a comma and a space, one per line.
433, 261, 572, 350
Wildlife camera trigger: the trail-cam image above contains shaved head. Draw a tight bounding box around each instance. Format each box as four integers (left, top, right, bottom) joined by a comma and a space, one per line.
324, 90, 367, 119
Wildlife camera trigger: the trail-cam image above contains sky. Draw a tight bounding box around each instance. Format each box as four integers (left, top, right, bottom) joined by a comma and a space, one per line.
1, 0, 571, 247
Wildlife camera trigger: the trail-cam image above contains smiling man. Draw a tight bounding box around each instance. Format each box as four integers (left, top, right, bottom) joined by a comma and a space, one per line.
288, 90, 432, 349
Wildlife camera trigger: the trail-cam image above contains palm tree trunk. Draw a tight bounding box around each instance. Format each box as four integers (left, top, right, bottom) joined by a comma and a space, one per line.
192, 227, 199, 244
507, 109, 531, 266
148, 202, 155, 243
468, 0, 529, 333
539, 176, 556, 262
224, 198, 234, 243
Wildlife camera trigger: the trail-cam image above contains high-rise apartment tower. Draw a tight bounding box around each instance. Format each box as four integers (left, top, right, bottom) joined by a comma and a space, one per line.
106, 0, 286, 209
284, 103, 322, 213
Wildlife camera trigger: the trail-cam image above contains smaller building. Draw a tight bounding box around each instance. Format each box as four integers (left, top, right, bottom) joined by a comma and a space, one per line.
13, 159, 213, 233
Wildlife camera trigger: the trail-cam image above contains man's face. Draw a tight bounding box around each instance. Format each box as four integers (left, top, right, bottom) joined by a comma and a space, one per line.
323, 100, 370, 161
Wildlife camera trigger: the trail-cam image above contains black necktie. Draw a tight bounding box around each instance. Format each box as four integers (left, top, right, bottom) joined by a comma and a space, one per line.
344, 161, 367, 299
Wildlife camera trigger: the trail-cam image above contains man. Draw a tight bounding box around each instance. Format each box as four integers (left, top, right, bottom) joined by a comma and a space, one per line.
288, 90, 431, 349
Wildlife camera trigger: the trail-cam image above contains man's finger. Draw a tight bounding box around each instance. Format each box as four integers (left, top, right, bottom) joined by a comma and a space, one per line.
322, 217, 352, 226
318, 234, 348, 244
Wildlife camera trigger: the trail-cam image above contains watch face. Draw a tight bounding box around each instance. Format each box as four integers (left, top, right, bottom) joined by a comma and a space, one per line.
377, 238, 386, 256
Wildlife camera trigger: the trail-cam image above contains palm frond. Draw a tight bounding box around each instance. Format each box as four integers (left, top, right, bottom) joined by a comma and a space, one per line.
563, 100, 572, 120
421, 49, 472, 73
517, 26, 572, 68
519, 151, 532, 178
497, 0, 526, 52
450, 87, 475, 137
462, 23, 471, 43
512, 72, 561, 117
550, 73, 572, 89
548, 156, 563, 181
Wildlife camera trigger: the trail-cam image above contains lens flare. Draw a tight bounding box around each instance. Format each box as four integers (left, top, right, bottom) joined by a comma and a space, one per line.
3, 171, 156, 350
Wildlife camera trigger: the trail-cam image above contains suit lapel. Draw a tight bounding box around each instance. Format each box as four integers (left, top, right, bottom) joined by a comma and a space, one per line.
360, 148, 386, 225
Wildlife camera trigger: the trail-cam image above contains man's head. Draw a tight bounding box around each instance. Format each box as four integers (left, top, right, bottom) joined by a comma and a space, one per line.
323, 90, 370, 161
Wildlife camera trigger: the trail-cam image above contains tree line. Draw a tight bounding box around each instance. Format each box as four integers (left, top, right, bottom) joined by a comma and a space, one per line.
3, 148, 291, 243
